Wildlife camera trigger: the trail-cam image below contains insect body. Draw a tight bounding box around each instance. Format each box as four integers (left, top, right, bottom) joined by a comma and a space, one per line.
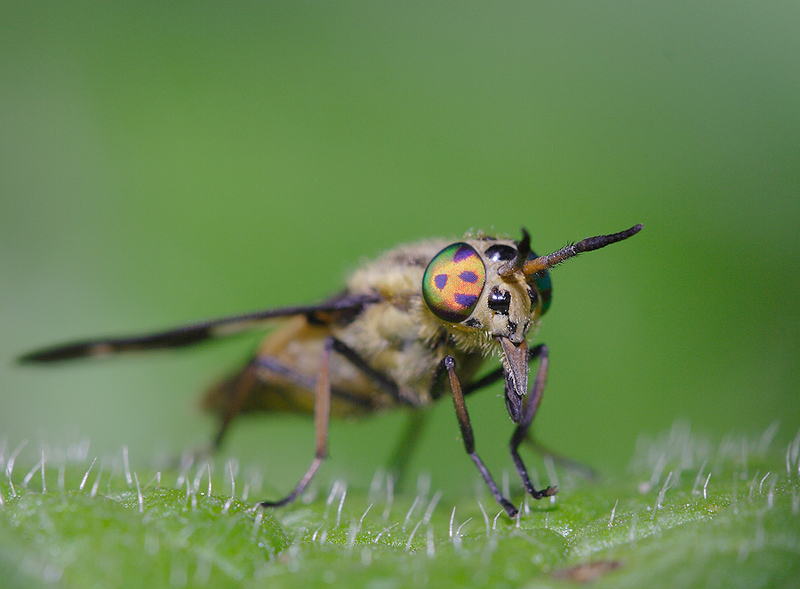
20, 224, 642, 517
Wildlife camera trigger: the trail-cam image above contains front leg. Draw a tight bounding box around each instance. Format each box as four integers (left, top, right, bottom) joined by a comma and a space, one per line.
443, 356, 519, 517
509, 344, 558, 500
462, 346, 596, 481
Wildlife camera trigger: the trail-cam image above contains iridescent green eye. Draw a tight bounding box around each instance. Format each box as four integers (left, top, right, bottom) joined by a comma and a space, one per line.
533, 271, 552, 314
526, 249, 552, 315
422, 243, 486, 322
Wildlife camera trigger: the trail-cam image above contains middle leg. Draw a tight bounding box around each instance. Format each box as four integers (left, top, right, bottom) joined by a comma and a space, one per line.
509, 344, 557, 499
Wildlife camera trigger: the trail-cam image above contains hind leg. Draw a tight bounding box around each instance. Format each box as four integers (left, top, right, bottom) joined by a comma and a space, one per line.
259, 336, 407, 508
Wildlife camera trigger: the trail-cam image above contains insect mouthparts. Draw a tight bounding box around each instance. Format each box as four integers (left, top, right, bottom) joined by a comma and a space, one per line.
499, 337, 529, 423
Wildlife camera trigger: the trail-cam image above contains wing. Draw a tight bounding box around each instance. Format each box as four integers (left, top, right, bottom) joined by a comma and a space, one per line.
18, 292, 379, 364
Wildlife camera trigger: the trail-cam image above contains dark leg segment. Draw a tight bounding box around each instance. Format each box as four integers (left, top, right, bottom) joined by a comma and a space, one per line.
210, 363, 260, 451
260, 338, 333, 508
462, 347, 595, 480
524, 437, 598, 481
443, 356, 519, 517
509, 345, 557, 499
386, 410, 429, 489
328, 338, 402, 402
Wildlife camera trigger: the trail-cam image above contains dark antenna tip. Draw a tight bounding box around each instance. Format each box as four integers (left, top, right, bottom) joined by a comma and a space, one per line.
523, 223, 643, 275
575, 223, 643, 254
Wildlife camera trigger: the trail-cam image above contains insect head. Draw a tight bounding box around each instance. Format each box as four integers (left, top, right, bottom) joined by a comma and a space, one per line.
422, 225, 641, 422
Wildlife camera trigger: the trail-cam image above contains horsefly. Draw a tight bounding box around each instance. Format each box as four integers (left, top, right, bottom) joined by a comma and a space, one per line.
20, 224, 642, 517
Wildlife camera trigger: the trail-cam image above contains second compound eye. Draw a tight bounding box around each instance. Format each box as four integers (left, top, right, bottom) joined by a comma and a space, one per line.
525, 248, 552, 315
487, 287, 511, 314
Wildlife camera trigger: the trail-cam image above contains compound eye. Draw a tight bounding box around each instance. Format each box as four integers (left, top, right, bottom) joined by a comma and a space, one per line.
526, 249, 553, 315
423, 243, 486, 323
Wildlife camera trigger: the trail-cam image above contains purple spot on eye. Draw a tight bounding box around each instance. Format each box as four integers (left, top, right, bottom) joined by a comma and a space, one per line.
434, 274, 448, 290
453, 246, 474, 262
454, 293, 478, 307
459, 271, 478, 283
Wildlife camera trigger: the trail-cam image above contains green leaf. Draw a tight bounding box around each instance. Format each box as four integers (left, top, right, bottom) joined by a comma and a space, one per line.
2, 425, 799, 588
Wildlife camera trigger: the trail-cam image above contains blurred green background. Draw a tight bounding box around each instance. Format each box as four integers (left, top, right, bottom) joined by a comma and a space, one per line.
2, 2, 798, 496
